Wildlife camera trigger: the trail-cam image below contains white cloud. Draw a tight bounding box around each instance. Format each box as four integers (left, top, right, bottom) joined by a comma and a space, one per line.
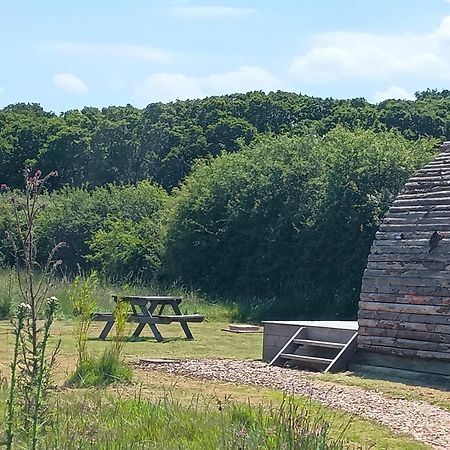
290, 16, 450, 82
134, 73, 205, 104
168, 5, 255, 18
373, 86, 414, 103
53, 73, 88, 94
204, 66, 284, 93
45, 42, 173, 63
133, 66, 283, 105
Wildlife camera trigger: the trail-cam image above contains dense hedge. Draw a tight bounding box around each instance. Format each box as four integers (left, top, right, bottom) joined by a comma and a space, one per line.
163, 128, 436, 319
0, 182, 168, 281
0, 127, 438, 319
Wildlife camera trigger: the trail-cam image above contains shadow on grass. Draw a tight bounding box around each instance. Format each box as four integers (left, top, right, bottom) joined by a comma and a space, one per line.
350, 367, 450, 392
87, 336, 192, 344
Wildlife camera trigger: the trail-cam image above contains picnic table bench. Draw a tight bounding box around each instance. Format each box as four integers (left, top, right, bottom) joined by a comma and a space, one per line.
92, 295, 204, 342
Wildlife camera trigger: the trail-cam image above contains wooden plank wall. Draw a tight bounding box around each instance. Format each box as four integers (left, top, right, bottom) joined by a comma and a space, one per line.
358, 142, 450, 364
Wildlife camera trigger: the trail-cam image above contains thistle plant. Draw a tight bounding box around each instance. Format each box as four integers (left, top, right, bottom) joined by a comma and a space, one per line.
1, 169, 63, 449
4, 303, 30, 450
30, 296, 59, 449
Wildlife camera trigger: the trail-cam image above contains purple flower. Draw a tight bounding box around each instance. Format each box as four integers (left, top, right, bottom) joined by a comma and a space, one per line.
0, 184, 8, 190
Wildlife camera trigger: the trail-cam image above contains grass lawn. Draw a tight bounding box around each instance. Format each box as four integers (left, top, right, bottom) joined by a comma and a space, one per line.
0, 384, 427, 450
0, 320, 262, 379
130, 370, 428, 450
2, 319, 448, 411
0, 317, 445, 448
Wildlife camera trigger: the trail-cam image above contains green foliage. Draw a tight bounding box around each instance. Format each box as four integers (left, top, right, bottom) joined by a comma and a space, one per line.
0, 270, 14, 319
112, 296, 130, 357
164, 127, 436, 319
34, 392, 352, 449
306, 129, 436, 317
36, 181, 168, 274
88, 217, 163, 282
1, 90, 449, 192
0, 300, 10, 320
69, 272, 98, 364
0, 194, 14, 267
66, 349, 132, 388
67, 294, 131, 388
0, 91, 446, 320
165, 133, 325, 299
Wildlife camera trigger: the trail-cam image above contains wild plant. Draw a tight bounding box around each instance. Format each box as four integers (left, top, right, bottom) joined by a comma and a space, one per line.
69, 272, 98, 365
3, 303, 29, 450
30, 296, 58, 450
67, 294, 132, 387
112, 296, 130, 358
1, 169, 63, 449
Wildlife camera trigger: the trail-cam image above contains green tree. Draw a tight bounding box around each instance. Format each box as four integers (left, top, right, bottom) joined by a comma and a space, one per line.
36, 182, 168, 274
164, 128, 436, 319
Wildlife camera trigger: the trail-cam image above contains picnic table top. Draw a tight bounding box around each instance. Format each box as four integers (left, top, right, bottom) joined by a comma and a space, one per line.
112, 295, 182, 304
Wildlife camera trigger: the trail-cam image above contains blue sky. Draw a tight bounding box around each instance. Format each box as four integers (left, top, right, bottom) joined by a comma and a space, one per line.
2, 0, 450, 111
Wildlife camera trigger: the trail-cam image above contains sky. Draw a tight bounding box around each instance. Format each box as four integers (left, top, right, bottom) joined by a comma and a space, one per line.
2, 0, 450, 112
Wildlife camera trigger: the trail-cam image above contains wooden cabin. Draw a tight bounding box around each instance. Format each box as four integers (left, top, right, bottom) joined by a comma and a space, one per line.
263, 143, 450, 376
357, 142, 450, 376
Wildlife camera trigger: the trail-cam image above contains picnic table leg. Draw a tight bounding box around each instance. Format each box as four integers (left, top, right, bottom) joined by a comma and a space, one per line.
99, 321, 114, 340
132, 323, 145, 338
171, 302, 194, 340
132, 303, 164, 342
149, 323, 163, 342
130, 304, 146, 338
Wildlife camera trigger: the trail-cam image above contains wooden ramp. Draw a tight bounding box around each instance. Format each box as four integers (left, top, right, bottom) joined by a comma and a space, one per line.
269, 326, 358, 372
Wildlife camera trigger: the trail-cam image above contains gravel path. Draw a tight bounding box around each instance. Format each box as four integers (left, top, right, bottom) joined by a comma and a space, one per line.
139, 359, 450, 450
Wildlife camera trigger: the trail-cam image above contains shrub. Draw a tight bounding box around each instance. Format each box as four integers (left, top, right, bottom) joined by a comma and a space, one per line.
88, 216, 164, 282
69, 272, 98, 365
36, 181, 169, 274
0, 299, 10, 320
66, 349, 132, 388
0, 271, 14, 319
67, 295, 132, 388
164, 128, 436, 319
0, 194, 14, 267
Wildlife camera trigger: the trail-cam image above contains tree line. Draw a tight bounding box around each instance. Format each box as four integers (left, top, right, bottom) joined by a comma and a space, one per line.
1, 90, 446, 319
1, 89, 449, 191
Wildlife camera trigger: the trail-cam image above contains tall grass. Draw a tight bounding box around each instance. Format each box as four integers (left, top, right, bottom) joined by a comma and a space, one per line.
23, 390, 355, 449
67, 294, 133, 388
0, 270, 16, 320
0, 268, 236, 322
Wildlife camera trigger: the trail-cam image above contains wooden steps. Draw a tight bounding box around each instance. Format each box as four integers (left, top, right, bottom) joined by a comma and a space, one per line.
280, 354, 333, 365
269, 326, 358, 372
292, 339, 345, 349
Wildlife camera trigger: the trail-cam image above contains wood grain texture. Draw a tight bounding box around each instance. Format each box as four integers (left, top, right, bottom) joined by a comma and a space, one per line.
358, 142, 450, 368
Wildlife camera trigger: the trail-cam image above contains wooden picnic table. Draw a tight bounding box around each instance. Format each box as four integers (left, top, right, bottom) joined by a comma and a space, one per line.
93, 295, 204, 342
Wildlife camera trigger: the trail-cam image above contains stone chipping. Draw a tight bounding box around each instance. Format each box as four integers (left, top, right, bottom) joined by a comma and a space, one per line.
139, 358, 450, 450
